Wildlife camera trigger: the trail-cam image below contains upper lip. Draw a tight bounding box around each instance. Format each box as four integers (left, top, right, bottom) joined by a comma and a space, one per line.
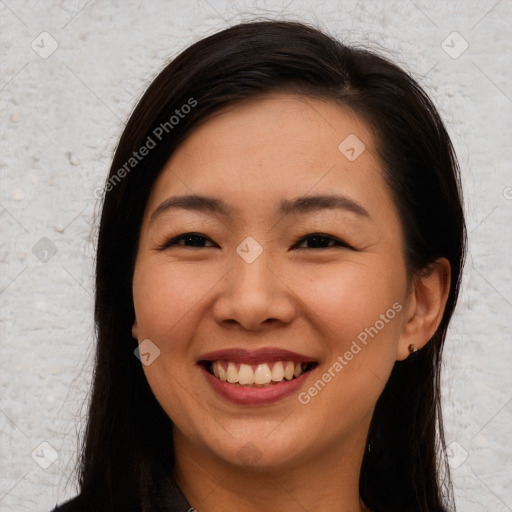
198, 347, 317, 365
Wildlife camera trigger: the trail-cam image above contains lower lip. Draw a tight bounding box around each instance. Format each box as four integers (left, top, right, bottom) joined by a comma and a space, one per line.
201, 364, 315, 406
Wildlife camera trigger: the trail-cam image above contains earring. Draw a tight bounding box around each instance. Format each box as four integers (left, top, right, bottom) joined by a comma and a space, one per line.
408, 344, 416, 354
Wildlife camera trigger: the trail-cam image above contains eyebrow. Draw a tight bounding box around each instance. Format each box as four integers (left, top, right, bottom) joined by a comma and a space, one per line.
149, 193, 370, 224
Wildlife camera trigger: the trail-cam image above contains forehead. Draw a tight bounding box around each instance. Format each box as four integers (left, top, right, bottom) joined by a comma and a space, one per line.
145, 93, 391, 221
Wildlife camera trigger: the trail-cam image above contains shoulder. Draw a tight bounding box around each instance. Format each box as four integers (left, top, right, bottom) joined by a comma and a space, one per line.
47, 481, 193, 512
47, 476, 192, 512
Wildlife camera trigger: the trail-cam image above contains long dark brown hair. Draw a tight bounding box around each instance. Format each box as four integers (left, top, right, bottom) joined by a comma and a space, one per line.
75, 19, 466, 511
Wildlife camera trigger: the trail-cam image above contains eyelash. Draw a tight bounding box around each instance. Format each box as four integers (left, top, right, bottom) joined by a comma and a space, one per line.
156, 232, 354, 251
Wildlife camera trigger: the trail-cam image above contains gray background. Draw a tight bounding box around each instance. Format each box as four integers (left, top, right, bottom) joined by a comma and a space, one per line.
1, 1, 511, 510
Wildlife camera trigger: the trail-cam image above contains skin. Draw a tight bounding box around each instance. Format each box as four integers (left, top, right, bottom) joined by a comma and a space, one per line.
131, 93, 451, 512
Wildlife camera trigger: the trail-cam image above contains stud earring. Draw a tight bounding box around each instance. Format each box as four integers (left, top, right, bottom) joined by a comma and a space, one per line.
408, 344, 416, 354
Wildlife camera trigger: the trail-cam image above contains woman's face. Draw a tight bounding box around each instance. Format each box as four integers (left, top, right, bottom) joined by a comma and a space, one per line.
132, 93, 413, 471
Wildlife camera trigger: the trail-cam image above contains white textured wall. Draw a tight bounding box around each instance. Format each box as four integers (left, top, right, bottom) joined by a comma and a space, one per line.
1, 1, 511, 510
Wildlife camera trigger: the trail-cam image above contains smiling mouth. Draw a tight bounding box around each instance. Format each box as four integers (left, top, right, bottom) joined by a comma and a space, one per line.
202, 360, 318, 387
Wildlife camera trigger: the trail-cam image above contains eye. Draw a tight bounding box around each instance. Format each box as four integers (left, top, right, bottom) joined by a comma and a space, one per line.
156, 232, 218, 250
292, 233, 353, 250
156, 232, 353, 251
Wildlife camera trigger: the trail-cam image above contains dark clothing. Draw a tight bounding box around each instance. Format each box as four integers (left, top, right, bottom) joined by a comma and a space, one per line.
49, 476, 193, 512
51, 479, 372, 511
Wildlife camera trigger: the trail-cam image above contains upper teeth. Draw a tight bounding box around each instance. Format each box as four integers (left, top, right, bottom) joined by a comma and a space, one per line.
211, 361, 305, 386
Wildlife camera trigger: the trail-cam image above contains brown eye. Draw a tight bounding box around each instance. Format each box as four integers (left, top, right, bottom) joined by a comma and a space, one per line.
293, 234, 353, 250
157, 232, 218, 250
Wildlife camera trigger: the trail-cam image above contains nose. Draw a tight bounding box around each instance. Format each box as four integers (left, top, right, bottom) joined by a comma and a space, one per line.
212, 248, 297, 332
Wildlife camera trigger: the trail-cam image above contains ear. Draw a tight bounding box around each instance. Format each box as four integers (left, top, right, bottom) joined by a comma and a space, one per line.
132, 317, 139, 340
397, 258, 451, 361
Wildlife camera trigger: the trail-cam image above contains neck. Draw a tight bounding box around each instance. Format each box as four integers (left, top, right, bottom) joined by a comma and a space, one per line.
172, 421, 370, 512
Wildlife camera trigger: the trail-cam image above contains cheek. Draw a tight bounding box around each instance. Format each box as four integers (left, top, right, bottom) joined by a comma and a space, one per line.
294, 259, 404, 345
297, 264, 404, 424
132, 260, 219, 343
132, 261, 213, 419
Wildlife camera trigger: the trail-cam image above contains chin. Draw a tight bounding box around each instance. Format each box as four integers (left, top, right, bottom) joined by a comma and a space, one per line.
194, 425, 312, 471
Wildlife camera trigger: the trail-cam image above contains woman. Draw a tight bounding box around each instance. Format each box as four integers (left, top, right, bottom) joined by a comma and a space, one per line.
52, 19, 466, 512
